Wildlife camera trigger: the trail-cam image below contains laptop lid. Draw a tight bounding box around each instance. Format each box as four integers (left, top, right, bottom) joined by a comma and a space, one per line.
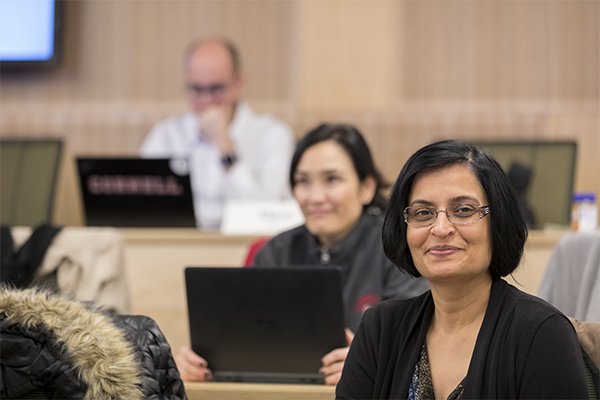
77, 157, 196, 227
185, 267, 347, 383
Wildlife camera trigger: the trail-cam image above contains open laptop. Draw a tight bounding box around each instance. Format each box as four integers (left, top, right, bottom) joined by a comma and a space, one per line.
77, 157, 196, 227
185, 267, 347, 384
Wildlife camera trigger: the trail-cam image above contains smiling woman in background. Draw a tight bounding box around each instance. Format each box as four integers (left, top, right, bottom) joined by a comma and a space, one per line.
336, 140, 588, 399
175, 124, 428, 385
253, 123, 429, 385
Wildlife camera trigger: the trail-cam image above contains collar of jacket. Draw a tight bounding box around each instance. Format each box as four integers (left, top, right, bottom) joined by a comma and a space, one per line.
308, 212, 378, 266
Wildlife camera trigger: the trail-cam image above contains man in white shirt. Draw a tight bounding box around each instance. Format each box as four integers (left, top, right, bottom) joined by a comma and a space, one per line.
140, 38, 295, 229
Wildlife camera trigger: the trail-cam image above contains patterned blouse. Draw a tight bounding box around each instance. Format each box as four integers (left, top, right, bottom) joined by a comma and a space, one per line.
408, 342, 465, 400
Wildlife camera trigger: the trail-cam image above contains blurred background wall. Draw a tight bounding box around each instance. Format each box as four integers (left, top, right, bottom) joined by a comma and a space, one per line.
1, 1, 598, 216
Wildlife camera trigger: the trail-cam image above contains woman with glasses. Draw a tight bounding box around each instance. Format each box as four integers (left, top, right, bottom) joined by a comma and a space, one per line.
336, 140, 588, 399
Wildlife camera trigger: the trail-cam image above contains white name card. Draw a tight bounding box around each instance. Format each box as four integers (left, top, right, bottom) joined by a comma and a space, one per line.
220, 200, 305, 236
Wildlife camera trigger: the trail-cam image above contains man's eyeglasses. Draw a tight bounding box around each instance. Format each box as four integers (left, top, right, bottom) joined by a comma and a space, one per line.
404, 203, 491, 227
186, 83, 228, 97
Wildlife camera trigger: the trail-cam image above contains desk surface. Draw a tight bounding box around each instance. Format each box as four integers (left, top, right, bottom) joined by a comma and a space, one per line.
184, 381, 335, 400
120, 228, 262, 243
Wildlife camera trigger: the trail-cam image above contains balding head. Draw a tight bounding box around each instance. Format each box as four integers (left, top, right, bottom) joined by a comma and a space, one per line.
185, 38, 241, 76
183, 38, 244, 114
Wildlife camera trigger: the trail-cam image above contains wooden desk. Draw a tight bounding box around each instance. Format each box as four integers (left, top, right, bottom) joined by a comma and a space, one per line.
184, 381, 335, 400
121, 228, 567, 354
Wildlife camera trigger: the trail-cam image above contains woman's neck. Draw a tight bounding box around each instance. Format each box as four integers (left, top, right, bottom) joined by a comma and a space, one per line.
316, 214, 363, 249
429, 274, 492, 333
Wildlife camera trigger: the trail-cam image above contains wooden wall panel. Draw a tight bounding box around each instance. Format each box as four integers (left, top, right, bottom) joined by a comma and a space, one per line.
556, 2, 600, 100
401, 1, 478, 101
219, 1, 294, 101
473, 2, 556, 101
0, 0, 598, 222
400, 1, 599, 102
547, 113, 600, 195
299, 1, 396, 111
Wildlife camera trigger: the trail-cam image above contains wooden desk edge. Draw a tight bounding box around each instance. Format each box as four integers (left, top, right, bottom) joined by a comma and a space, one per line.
120, 228, 567, 246
120, 228, 265, 244
184, 381, 335, 400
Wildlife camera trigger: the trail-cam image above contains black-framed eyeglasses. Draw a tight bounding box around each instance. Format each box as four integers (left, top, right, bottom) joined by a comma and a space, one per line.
186, 83, 228, 97
403, 203, 491, 227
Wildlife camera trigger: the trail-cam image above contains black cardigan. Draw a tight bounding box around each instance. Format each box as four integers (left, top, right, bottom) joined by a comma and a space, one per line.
336, 279, 588, 399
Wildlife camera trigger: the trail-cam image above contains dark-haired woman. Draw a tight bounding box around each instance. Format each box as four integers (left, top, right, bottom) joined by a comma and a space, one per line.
336, 140, 588, 399
175, 124, 429, 385
253, 124, 429, 385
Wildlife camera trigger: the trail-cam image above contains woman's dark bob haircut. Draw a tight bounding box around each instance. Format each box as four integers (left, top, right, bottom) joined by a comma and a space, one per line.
382, 139, 528, 280
290, 123, 389, 211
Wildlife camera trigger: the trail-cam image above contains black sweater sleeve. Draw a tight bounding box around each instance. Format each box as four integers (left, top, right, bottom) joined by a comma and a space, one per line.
518, 314, 589, 399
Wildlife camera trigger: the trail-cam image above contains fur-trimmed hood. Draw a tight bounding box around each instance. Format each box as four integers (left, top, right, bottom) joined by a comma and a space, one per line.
0, 287, 143, 400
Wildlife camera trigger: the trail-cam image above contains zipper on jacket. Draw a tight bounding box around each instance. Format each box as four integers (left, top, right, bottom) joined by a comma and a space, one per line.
320, 247, 331, 264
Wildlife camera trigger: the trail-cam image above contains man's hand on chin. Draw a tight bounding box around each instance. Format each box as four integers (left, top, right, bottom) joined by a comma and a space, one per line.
198, 106, 234, 155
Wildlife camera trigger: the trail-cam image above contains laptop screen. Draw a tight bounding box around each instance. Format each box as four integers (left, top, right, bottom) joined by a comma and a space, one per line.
185, 266, 347, 383
77, 157, 196, 227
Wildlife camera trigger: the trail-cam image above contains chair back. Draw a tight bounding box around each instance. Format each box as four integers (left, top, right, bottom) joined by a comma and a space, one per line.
539, 231, 600, 322
243, 237, 269, 266
583, 351, 599, 399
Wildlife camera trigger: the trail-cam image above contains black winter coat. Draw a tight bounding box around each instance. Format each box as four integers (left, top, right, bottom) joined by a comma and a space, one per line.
0, 287, 187, 400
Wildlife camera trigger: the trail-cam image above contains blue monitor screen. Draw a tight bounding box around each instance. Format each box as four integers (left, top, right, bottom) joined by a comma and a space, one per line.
0, 0, 61, 66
